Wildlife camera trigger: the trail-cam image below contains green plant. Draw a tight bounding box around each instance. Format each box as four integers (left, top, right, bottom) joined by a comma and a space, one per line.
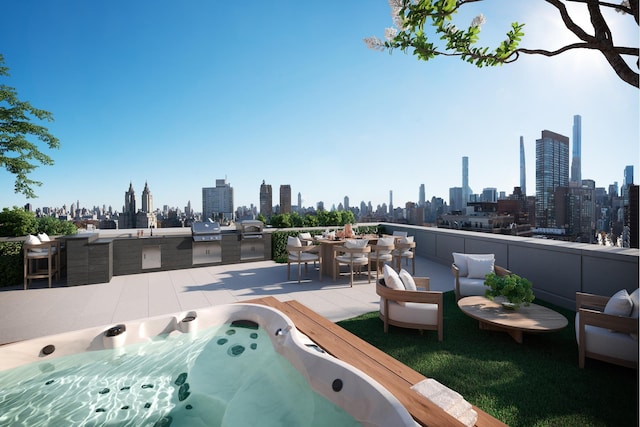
484, 272, 534, 308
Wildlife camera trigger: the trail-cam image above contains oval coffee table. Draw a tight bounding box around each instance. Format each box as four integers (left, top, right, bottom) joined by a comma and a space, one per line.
457, 296, 568, 344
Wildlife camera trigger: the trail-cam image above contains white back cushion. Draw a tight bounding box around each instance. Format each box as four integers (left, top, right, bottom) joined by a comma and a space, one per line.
399, 269, 417, 291
383, 264, 404, 291
345, 239, 368, 249
25, 234, 41, 245
452, 253, 494, 277
630, 289, 639, 319
467, 256, 495, 279
604, 289, 633, 317
37, 233, 51, 242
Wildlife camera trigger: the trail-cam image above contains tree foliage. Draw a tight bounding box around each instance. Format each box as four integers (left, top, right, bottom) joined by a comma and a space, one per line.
0, 207, 76, 237
0, 53, 60, 198
365, 0, 639, 88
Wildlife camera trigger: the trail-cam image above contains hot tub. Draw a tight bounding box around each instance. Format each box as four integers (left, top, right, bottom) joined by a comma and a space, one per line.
0, 303, 417, 426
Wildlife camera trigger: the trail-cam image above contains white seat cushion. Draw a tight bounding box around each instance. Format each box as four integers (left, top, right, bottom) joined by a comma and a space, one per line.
380, 298, 439, 326
575, 314, 638, 363
336, 254, 368, 265
289, 252, 318, 262
458, 277, 490, 297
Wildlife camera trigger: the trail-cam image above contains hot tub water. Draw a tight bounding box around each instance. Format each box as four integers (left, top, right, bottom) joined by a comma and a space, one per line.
0, 321, 360, 426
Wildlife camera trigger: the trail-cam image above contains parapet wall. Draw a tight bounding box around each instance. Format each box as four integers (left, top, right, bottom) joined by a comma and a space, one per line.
383, 224, 639, 310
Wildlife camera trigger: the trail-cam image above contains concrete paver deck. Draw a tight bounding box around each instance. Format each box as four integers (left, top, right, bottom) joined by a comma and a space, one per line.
0, 256, 453, 345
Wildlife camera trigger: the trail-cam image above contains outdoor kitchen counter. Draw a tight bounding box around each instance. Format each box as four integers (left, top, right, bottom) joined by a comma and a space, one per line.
63, 230, 273, 285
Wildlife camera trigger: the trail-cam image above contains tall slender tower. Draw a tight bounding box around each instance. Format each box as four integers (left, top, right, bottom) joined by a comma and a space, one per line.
519, 136, 527, 195
571, 115, 582, 184
141, 181, 152, 213
462, 156, 472, 206
419, 184, 426, 207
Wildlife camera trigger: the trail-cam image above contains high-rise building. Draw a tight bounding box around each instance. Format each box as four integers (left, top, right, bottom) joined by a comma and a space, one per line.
280, 185, 291, 214
419, 184, 426, 207
141, 181, 153, 213
571, 115, 582, 184
624, 165, 634, 187
519, 136, 526, 195
449, 187, 463, 212
481, 188, 497, 202
535, 130, 570, 228
298, 192, 302, 211
344, 195, 349, 211
259, 180, 272, 217
462, 156, 472, 206
389, 190, 393, 215
203, 179, 234, 222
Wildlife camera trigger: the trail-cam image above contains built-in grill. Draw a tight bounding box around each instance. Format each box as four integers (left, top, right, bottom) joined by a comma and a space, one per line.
236, 220, 264, 260
191, 221, 222, 241
191, 221, 222, 265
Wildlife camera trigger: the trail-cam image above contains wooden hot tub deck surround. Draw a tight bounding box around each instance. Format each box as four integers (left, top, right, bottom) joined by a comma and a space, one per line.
244, 296, 506, 427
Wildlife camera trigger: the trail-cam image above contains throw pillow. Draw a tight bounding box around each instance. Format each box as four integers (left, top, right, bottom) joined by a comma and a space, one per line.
287, 236, 302, 247
25, 234, 41, 246
37, 233, 51, 242
603, 289, 633, 317
466, 256, 495, 279
399, 269, 417, 291
630, 289, 639, 340
630, 288, 639, 319
452, 252, 469, 277
383, 264, 404, 291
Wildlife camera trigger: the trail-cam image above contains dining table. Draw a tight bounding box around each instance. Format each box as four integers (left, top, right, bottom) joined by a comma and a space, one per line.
302, 235, 378, 279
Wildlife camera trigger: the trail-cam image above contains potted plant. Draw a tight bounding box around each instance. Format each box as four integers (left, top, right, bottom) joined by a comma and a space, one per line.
484, 272, 534, 309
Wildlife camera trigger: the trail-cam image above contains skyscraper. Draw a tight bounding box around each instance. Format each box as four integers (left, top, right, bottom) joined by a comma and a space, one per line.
141, 181, 153, 213
462, 156, 472, 206
571, 115, 582, 184
419, 184, 426, 207
280, 185, 291, 214
624, 165, 634, 187
535, 130, 570, 228
202, 179, 234, 222
297, 192, 302, 211
259, 180, 272, 217
519, 136, 526, 195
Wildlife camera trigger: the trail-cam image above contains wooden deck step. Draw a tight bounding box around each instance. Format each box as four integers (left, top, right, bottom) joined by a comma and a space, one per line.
243, 296, 507, 427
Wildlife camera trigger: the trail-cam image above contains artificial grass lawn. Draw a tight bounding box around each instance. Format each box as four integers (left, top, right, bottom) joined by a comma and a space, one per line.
337, 291, 638, 427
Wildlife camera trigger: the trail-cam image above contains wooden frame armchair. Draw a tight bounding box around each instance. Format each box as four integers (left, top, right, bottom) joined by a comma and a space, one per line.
451, 258, 511, 300
376, 278, 443, 341
575, 292, 638, 369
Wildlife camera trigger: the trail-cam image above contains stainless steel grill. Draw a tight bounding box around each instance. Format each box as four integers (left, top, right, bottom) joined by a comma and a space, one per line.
236, 220, 264, 260
192, 221, 222, 265
191, 221, 221, 241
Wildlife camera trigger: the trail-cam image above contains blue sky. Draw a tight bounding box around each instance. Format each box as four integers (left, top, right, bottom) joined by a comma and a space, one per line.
1, 1, 638, 213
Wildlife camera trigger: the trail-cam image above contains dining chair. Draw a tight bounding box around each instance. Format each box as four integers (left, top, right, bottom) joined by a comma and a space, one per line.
393, 236, 416, 275
287, 236, 322, 283
369, 236, 395, 282
334, 239, 371, 287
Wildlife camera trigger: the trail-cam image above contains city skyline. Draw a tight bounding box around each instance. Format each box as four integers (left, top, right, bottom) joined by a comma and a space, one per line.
1, 2, 637, 212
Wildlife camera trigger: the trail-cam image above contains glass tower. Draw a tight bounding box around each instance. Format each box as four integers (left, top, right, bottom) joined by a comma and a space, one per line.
535, 130, 570, 228
571, 115, 582, 184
